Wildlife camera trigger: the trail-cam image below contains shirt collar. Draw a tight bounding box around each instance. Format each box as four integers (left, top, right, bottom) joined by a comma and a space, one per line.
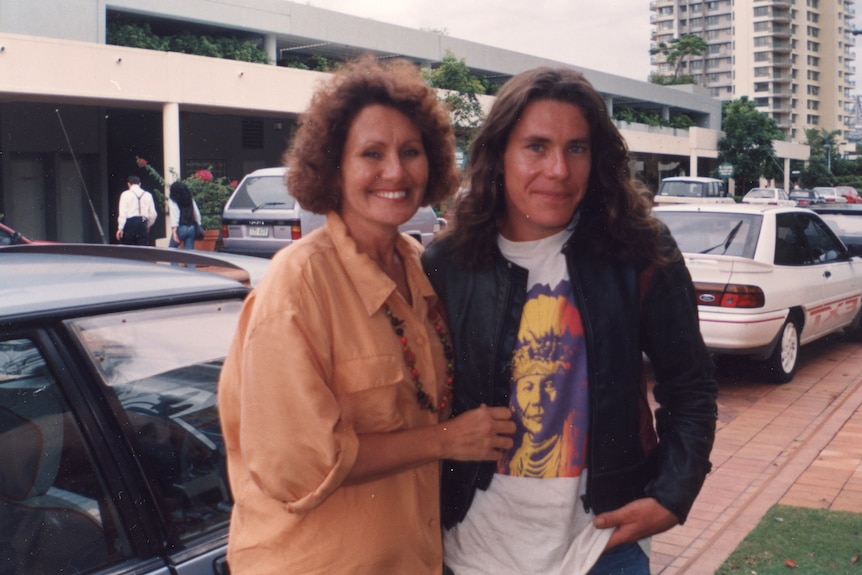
324, 212, 437, 317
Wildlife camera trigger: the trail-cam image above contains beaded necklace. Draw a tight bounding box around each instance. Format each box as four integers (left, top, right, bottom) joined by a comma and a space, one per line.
384, 303, 454, 414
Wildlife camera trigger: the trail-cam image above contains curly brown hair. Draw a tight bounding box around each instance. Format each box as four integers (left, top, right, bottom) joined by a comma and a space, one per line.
449, 67, 673, 269
285, 56, 459, 214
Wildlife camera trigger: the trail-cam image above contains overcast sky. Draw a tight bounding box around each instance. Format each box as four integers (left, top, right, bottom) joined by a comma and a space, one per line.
306, 0, 655, 81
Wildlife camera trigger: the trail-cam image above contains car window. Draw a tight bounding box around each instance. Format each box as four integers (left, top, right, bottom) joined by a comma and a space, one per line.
225, 175, 295, 211
775, 213, 846, 266
66, 300, 242, 547
818, 213, 862, 237
659, 181, 702, 197
746, 189, 771, 199
655, 212, 761, 258
0, 338, 133, 574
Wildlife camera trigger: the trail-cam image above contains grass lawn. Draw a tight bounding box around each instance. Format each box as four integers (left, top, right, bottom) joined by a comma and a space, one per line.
716, 505, 862, 574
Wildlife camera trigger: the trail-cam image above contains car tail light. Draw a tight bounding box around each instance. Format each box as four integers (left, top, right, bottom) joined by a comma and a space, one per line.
291, 223, 301, 240
694, 282, 765, 308
222, 223, 230, 238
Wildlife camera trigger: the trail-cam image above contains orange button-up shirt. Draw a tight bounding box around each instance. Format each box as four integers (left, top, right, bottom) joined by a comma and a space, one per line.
219, 212, 447, 574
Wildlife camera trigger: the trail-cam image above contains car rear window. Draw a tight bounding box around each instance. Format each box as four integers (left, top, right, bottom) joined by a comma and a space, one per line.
226, 175, 296, 210
655, 211, 762, 258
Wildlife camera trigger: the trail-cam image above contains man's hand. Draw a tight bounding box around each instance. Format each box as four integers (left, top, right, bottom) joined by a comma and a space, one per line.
593, 498, 679, 550
116, 230, 123, 241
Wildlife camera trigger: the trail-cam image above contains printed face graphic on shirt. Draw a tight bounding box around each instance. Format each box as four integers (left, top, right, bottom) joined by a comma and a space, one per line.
498, 282, 589, 479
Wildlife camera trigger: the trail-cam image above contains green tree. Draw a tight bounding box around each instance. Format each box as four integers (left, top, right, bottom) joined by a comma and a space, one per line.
649, 34, 708, 81
717, 97, 785, 192
799, 128, 841, 187
423, 51, 486, 152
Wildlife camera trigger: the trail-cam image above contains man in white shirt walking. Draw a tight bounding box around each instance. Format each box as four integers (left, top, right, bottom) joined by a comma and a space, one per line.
117, 175, 158, 245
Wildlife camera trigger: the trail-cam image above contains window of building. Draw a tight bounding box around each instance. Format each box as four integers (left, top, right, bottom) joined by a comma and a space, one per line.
754, 36, 772, 47
755, 82, 770, 92
808, 26, 820, 37
807, 70, 820, 81
807, 0, 819, 7
808, 55, 820, 66
755, 66, 771, 77
807, 114, 820, 125
690, 17, 703, 27
807, 11, 820, 22
754, 6, 771, 16
754, 21, 771, 32
807, 41, 820, 52
808, 100, 820, 110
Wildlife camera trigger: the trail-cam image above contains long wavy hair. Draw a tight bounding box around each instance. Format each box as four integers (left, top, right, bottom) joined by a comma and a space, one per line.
449, 67, 670, 269
286, 56, 459, 214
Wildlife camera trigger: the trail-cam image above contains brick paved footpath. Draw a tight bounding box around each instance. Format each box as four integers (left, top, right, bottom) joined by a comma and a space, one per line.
647, 336, 862, 575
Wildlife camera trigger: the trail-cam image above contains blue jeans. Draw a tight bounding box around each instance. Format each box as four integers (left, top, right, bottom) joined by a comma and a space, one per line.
170, 224, 197, 269
443, 543, 648, 575
587, 543, 650, 575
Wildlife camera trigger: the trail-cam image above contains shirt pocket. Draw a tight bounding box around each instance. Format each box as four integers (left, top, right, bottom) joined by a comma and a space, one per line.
332, 354, 408, 432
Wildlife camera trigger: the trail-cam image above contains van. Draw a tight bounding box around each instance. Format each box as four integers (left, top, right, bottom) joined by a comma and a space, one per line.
220, 167, 445, 257
653, 177, 735, 205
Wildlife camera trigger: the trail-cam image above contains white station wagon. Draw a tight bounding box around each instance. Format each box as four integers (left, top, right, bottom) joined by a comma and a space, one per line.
654, 204, 862, 382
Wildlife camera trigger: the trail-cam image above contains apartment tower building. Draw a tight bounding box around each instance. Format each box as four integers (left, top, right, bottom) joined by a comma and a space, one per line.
651, 0, 857, 147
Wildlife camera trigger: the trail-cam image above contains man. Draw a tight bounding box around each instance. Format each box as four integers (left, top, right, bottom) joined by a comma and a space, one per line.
117, 175, 157, 245
423, 68, 717, 575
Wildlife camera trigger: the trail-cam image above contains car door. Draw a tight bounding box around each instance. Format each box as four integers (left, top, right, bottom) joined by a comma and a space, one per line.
775, 212, 862, 341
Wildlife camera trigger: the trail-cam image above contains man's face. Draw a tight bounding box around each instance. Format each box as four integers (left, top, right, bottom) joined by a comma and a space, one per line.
500, 99, 592, 242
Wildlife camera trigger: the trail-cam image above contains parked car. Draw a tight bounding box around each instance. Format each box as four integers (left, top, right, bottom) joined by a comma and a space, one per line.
813, 186, 849, 204
0, 222, 52, 246
789, 189, 826, 208
653, 204, 862, 382
2, 243, 272, 287
652, 176, 735, 205
0, 248, 252, 574
220, 166, 446, 257
742, 188, 796, 206
811, 204, 862, 251
835, 186, 862, 204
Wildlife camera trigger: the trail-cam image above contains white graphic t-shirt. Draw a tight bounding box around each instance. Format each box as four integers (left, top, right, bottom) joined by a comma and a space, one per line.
443, 226, 613, 575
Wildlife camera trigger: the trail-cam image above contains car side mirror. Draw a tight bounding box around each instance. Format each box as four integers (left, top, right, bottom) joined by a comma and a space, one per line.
847, 243, 862, 258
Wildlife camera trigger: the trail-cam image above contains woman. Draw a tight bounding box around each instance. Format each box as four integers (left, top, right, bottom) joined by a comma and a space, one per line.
168, 180, 201, 257
218, 57, 516, 575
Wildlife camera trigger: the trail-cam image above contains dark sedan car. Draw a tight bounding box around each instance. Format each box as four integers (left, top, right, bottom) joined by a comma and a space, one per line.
789, 189, 825, 208
811, 204, 862, 250
0, 248, 252, 575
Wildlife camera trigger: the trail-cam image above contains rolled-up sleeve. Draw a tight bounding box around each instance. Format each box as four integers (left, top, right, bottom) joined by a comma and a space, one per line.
238, 302, 360, 512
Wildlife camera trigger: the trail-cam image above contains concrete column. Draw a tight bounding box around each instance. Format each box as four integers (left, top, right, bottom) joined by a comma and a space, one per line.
690, 152, 699, 177
265, 34, 277, 65
784, 157, 791, 191
160, 102, 181, 246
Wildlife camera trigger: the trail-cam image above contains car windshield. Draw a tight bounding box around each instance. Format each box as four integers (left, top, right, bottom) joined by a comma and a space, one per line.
226, 175, 296, 211
658, 181, 704, 197
816, 212, 862, 237
655, 211, 762, 258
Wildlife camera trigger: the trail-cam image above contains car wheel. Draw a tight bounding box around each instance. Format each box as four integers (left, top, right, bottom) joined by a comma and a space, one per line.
763, 318, 799, 383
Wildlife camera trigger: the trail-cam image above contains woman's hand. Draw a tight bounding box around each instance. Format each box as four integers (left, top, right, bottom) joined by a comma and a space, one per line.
344, 404, 515, 485
439, 404, 515, 461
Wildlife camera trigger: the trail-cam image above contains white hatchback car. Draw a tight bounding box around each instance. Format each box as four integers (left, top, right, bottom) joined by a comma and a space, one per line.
742, 188, 796, 207
654, 204, 862, 382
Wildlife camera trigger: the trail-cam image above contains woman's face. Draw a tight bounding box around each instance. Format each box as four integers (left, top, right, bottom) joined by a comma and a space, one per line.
339, 104, 429, 238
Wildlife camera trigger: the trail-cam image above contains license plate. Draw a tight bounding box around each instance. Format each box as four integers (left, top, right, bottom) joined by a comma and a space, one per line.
248, 226, 269, 237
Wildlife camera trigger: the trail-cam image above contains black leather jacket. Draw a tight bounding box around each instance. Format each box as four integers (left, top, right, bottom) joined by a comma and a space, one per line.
422, 223, 717, 529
